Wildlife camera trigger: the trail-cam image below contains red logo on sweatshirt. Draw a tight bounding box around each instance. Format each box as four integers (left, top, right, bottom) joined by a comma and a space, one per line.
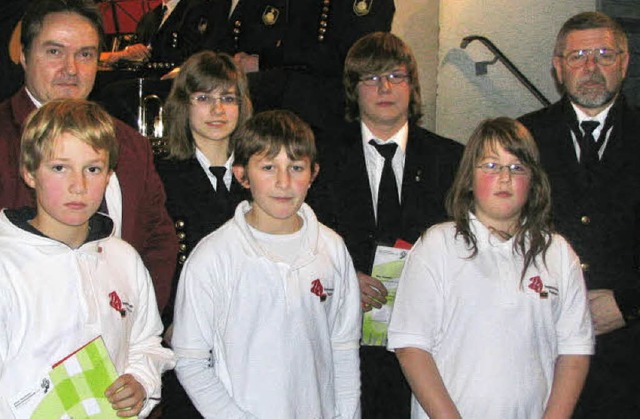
109, 291, 127, 317
528, 276, 543, 293
528, 276, 549, 299
311, 279, 327, 302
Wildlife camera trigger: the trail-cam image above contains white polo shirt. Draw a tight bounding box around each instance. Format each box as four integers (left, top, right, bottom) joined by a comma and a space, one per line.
388, 216, 594, 419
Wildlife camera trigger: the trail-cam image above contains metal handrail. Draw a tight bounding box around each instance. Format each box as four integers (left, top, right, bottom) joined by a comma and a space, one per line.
461, 35, 551, 107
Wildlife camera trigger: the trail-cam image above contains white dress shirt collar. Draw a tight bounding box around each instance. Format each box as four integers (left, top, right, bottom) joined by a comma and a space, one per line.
195, 147, 234, 192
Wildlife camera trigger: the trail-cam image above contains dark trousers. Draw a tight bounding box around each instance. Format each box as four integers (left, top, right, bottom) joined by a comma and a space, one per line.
572, 326, 640, 418
361, 345, 411, 419
160, 369, 203, 418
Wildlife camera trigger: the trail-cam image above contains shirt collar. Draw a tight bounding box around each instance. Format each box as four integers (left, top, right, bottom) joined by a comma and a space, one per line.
572, 101, 614, 126
230, 0, 240, 17
163, 0, 180, 17
195, 147, 234, 174
360, 121, 409, 152
25, 88, 43, 108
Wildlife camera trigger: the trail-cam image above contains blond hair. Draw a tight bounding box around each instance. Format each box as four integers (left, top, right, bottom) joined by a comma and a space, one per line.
21, 99, 118, 173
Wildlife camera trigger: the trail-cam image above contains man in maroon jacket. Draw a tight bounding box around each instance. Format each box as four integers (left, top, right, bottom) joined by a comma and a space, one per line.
0, 0, 178, 310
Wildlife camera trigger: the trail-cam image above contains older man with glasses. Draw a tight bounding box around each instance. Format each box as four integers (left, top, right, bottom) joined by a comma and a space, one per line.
519, 11, 640, 419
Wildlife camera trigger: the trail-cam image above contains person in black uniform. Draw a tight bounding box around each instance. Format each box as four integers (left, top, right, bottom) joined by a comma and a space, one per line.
102, 0, 210, 67
205, 0, 396, 152
311, 32, 462, 418
518, 12, 640, 419
154, 50, 252, 418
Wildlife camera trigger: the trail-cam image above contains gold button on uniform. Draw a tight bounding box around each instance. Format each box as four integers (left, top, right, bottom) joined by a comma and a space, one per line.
580, 215, 590, 225
318, 0, 330, 42
581, 263, 590, 272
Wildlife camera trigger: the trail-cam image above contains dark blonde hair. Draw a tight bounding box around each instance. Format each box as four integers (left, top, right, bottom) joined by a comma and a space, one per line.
21, 99, 118, 173
163, 51, 253, 160
446, 117, 552, 280
554, 12, 628, 57
232, 110, 317, 169
344, 32, 422, 123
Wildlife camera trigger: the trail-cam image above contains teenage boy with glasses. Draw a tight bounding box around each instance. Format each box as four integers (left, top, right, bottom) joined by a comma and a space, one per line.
312, 32, 462, 418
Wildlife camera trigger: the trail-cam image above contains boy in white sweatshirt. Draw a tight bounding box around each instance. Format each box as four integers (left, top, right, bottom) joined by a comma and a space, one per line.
0, 99, 174, 418
172, 110, 362, 418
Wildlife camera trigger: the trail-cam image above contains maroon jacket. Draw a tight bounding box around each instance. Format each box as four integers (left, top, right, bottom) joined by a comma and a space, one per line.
0, 88, 178, 310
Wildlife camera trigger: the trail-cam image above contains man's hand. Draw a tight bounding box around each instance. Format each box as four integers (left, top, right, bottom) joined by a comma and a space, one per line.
588, 289, 626, 335
357, 271, 388, 312
101, 44, 151, 67
105, 373, 147, 417
121, 43, 152, 62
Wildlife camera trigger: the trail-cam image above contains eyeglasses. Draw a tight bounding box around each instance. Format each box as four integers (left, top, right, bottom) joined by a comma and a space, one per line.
476, 162, 530, 176
190, 94, 241, 107
359, 71, 409, 86
560, 48, 624, 68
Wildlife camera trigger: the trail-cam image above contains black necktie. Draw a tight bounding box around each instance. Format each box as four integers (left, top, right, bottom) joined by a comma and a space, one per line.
579, 120, 600, 167
209, 166, 229, 193
369, 140, 401, 244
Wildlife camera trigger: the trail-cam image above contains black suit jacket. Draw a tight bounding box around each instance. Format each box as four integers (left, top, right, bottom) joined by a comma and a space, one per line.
313, 122, 462, 274
519, 96, 640, 315
155, 156, 247, 257
154, 156, 248, 321
520, 96, 640, 417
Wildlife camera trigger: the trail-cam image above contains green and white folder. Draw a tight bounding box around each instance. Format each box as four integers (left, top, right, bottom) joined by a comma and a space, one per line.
11, 336, 134, 418
362, 245, 408, 346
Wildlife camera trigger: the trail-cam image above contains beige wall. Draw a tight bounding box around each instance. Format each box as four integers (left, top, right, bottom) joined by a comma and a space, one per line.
394, 0, 596, 143
392, 1, 440, 130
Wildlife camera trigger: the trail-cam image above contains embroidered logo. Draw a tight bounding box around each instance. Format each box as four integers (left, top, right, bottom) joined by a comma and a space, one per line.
262, 6, 279, 25
311, 279, 328, 302
353, 0, 372, 16
527, 276, 558, 299
109, 291, 127, 317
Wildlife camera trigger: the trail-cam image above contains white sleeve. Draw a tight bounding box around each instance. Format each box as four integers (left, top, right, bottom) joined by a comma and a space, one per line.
555, 240, 595, 355
333, 347, 361, 419
125, 257, 176, 418
388, 233, 446, 353
331, 246, 362, 418
172, 252, 253, 418
0, 282, 8, 373
175, 357, 255, 419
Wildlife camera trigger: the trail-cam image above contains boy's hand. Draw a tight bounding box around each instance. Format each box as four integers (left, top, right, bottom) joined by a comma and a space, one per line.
357, 271, 388, 312
105, 373, 147, 417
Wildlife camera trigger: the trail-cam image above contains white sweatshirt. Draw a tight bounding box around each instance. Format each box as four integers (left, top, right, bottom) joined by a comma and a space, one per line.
173, 202, 362, 419
0, 209, 175, 418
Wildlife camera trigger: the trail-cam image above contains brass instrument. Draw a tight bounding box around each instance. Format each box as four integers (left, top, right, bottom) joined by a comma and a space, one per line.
136, 78, 167, 155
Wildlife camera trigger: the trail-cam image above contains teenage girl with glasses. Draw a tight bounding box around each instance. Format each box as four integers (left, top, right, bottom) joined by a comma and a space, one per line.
388, 117, 594, 419
155, 50, 253, 418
